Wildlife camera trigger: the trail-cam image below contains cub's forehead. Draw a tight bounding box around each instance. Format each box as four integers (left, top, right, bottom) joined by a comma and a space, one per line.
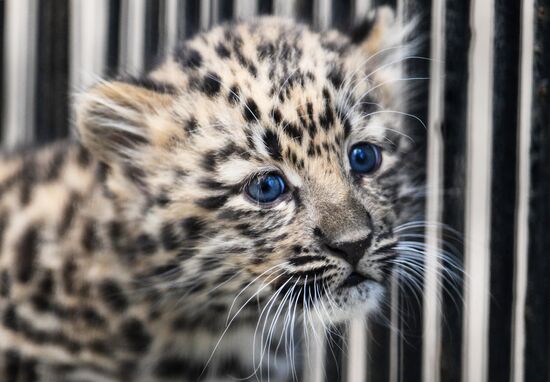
150, 17, 353, 100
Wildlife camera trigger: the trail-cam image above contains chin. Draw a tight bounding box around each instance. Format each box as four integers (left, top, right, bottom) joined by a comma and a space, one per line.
314, 281, 387, 324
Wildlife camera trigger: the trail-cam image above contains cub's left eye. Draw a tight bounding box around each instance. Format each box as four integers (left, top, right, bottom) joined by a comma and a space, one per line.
348, 142, 382, 174
246, 173, 287, 204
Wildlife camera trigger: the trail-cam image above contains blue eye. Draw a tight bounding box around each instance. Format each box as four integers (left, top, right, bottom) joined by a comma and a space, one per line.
246, 174, 287, 204
348, 143, 382, 174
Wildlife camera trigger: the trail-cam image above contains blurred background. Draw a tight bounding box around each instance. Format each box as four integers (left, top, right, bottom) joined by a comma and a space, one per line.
1, 0, 549, 381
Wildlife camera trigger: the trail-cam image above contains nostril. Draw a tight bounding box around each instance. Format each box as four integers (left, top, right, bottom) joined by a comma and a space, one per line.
323, 236, 372, 268
323, 242, 345, 256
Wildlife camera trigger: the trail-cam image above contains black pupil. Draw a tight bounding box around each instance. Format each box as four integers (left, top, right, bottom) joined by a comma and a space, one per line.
261, 181, 272, 192
355, 149, 368, 163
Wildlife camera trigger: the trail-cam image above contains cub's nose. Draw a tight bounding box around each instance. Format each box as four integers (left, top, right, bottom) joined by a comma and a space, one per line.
324, 237, 371, 268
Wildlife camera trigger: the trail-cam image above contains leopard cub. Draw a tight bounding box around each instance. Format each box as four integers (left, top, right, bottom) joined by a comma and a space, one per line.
0, 8, 418, 382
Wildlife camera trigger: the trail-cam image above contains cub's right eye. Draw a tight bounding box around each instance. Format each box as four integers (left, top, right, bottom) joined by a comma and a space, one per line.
245, 173, 287, 204
348, 142, 382, 175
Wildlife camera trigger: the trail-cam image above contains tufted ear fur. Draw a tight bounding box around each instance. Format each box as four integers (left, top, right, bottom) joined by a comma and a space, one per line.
351, 7, 401, 54
75, 79, 178, 164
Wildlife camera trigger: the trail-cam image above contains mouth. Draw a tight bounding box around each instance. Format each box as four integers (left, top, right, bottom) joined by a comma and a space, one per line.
341, 271, 370, 288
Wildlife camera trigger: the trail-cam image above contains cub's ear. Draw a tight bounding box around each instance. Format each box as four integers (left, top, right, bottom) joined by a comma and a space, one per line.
76, 79, 177, 163
349, 6, 402, 55
346, 6, 414, 109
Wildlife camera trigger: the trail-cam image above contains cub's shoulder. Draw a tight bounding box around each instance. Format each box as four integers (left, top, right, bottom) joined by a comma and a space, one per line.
0, 141, 96, 207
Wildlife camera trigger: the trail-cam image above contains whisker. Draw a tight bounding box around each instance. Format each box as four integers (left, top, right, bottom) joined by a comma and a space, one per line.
251, 277, 295, 379
226, 262, 288, 324
359, 109, 427, 131
199, 268, 287, 378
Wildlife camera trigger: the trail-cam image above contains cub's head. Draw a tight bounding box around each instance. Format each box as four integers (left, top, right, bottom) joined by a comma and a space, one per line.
77, 8, 418, 325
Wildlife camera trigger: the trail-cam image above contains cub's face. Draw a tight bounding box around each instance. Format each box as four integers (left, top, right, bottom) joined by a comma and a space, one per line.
77, 11, 413, 324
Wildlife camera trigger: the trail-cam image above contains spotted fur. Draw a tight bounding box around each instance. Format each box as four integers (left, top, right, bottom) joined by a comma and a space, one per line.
0, 8, 421, 381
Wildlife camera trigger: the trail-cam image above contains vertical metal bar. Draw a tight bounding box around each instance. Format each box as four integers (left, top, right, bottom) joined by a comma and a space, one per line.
523, 1, 550, 381
512, 0, 534, 381
324, 325, 345, 382
331, 0, 353, 30
314, 0, 332, 29
374, 0, 397, 7
35, 0, 70, 142
302, 321, 327, 382
164, 0, 179, 54
389, 280, 400, 382
366, 315, 391, 382
2, 0, 38, 147
396, 2, 431, 381
201, 0, 212, 30
143, 0, 162, 71
119, 0, 146, 76
462, 0, 495, 380
105, 0, 121, 76
488, 0, 522, 381
347, 319, 367, 382
234, 0, 258, 19
296, 0, 314, 23
0, 0, 5, 140
176, 1, 187, 40
69, 0, 109, 129
218, 0, 235, 22
394, 11, 424, 382
183, 0, 200, 38
423, 0, 445, 381
258, 0, 274, 15
274, 0, 296, 18
438, 1, 470, 381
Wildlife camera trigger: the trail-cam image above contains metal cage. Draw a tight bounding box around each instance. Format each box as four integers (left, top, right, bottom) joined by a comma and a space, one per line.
1, 1, 549, 381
